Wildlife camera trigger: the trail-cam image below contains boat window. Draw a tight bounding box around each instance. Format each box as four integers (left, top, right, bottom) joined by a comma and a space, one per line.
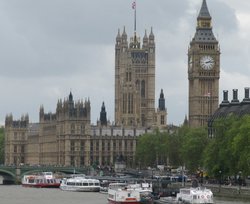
89, 182, 94, 186
29, 179, 35, 183
76, 182, 81, 186
67, 182, 75, 186
82, 182, 88, 186
193, 195, 197, 199
94, 183, 100, 186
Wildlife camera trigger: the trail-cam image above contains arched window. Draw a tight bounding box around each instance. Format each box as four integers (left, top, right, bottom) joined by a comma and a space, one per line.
141, 80, 145, 98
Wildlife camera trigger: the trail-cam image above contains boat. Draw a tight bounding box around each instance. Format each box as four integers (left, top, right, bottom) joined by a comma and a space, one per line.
107, 182, 153, 204
176, 187, 214, 204
60, 174, 101, 192
22, 172, 61, 188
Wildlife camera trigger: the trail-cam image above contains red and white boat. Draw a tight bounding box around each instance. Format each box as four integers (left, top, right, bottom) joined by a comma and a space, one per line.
22, 172, 61, 188
107, 182, 153, 204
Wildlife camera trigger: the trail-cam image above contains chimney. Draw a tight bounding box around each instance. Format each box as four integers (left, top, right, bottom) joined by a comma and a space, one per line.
220, 90, 229, 107
242, 87, 250, 103
231, 89, 239, 104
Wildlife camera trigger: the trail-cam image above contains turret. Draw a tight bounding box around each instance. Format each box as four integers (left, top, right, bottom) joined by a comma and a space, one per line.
158, 89, 166, 111
149, 27, 155, 46
121, 27, 128, 45
100, 102, 107, 126
39, 105, 44, 121
142, 30, 148, 48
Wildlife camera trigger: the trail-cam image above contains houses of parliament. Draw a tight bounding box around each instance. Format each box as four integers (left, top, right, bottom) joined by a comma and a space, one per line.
4, 0, 220, 167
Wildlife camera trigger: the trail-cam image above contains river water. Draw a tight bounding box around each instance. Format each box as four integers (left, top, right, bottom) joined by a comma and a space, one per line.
0, 185, 249, 204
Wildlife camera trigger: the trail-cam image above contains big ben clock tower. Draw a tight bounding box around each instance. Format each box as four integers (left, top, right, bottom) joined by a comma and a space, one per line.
188, 0, 220, 127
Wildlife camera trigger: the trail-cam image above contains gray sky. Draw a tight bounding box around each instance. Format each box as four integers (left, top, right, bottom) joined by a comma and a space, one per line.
1, 0, 250, 126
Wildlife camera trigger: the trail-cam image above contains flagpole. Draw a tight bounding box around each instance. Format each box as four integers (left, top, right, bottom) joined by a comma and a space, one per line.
132, 0, 137, 42
134, 0, 136, 34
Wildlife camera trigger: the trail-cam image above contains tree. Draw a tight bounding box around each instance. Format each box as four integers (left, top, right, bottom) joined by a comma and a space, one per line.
135, 130, 171, 168
203, 115, 250, 178
203, 116, 237, 177
180, 127, 208, 172
231, 116, 250, 176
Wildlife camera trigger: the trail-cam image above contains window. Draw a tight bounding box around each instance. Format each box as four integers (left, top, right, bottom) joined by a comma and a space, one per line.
141, 80, 145, 98
161, 115, 165, 125
81, 125, 85, 134
128, 93, 134, 114
21, 145, 25, 153
80, 141, 85, 151
71, 124, 75, 134
70, 141, 75, 151
14, 132, 17, 140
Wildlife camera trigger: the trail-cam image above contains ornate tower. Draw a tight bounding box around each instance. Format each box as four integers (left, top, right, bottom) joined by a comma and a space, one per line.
115, 27, 155, 128
100, 102, 107, 126
156, 89, 167, 129
188, 0, 220, 127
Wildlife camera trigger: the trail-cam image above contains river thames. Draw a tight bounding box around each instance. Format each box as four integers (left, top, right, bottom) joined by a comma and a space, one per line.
0, 185, 249, 204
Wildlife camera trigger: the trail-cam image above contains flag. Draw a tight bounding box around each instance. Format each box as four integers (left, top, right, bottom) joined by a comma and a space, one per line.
132, 1, 136, 9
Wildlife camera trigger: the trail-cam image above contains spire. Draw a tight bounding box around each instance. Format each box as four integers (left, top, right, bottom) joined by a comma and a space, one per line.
69, 91, 73, 102
100, 101, 107, 126
116, 29, 121, 41
143, 30, 148, 41
192, 0, 216, 42
149, 27, 154, 39
122, 26, 127, 38
160, 89, 164, 99
158, 89, 165, 111
198, 0, 211, 20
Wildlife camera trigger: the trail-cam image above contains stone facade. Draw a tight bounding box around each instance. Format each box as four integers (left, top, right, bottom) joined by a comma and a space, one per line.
188, 0, 220, 127
115, 28, 156, 128
4, 93, 154, 167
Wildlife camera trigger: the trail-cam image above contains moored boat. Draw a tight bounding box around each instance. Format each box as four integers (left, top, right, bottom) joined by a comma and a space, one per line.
176, 187, 214, 204
22, 172, 61, 188
107, 182, 153, 204
60, 175, 101, 192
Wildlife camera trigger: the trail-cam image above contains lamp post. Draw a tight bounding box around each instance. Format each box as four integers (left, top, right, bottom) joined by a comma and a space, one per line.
218, 170, 222, 193
238, 171, 242, 194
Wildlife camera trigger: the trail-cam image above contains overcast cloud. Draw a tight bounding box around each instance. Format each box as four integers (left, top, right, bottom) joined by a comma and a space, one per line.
0, 0, 250, 126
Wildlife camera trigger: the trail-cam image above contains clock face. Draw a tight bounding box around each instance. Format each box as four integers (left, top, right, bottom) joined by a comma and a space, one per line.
200, 55, 214, 70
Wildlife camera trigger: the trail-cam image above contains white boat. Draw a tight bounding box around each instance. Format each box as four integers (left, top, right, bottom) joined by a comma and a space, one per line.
22, 172, 61, 188
107, 182, 153, 204
176, 187, 214, 204
60, 175, 100, 192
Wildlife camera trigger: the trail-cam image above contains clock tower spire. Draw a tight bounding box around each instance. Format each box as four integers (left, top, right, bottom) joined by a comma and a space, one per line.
188, 0, 220, 127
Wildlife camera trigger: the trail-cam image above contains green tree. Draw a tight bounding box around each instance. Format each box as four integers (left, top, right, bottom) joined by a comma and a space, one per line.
203, 115, 250, 178
231, 116, 250, 176
180, 127, 208, 173
203, 116, 236, 177
135, 130, 171, 168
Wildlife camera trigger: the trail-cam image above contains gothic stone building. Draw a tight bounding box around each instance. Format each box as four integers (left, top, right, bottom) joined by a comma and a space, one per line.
5, 92, 166, 167
4, 13, 169, 168
188, 0, 220, 127
115, 27, 159, 128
